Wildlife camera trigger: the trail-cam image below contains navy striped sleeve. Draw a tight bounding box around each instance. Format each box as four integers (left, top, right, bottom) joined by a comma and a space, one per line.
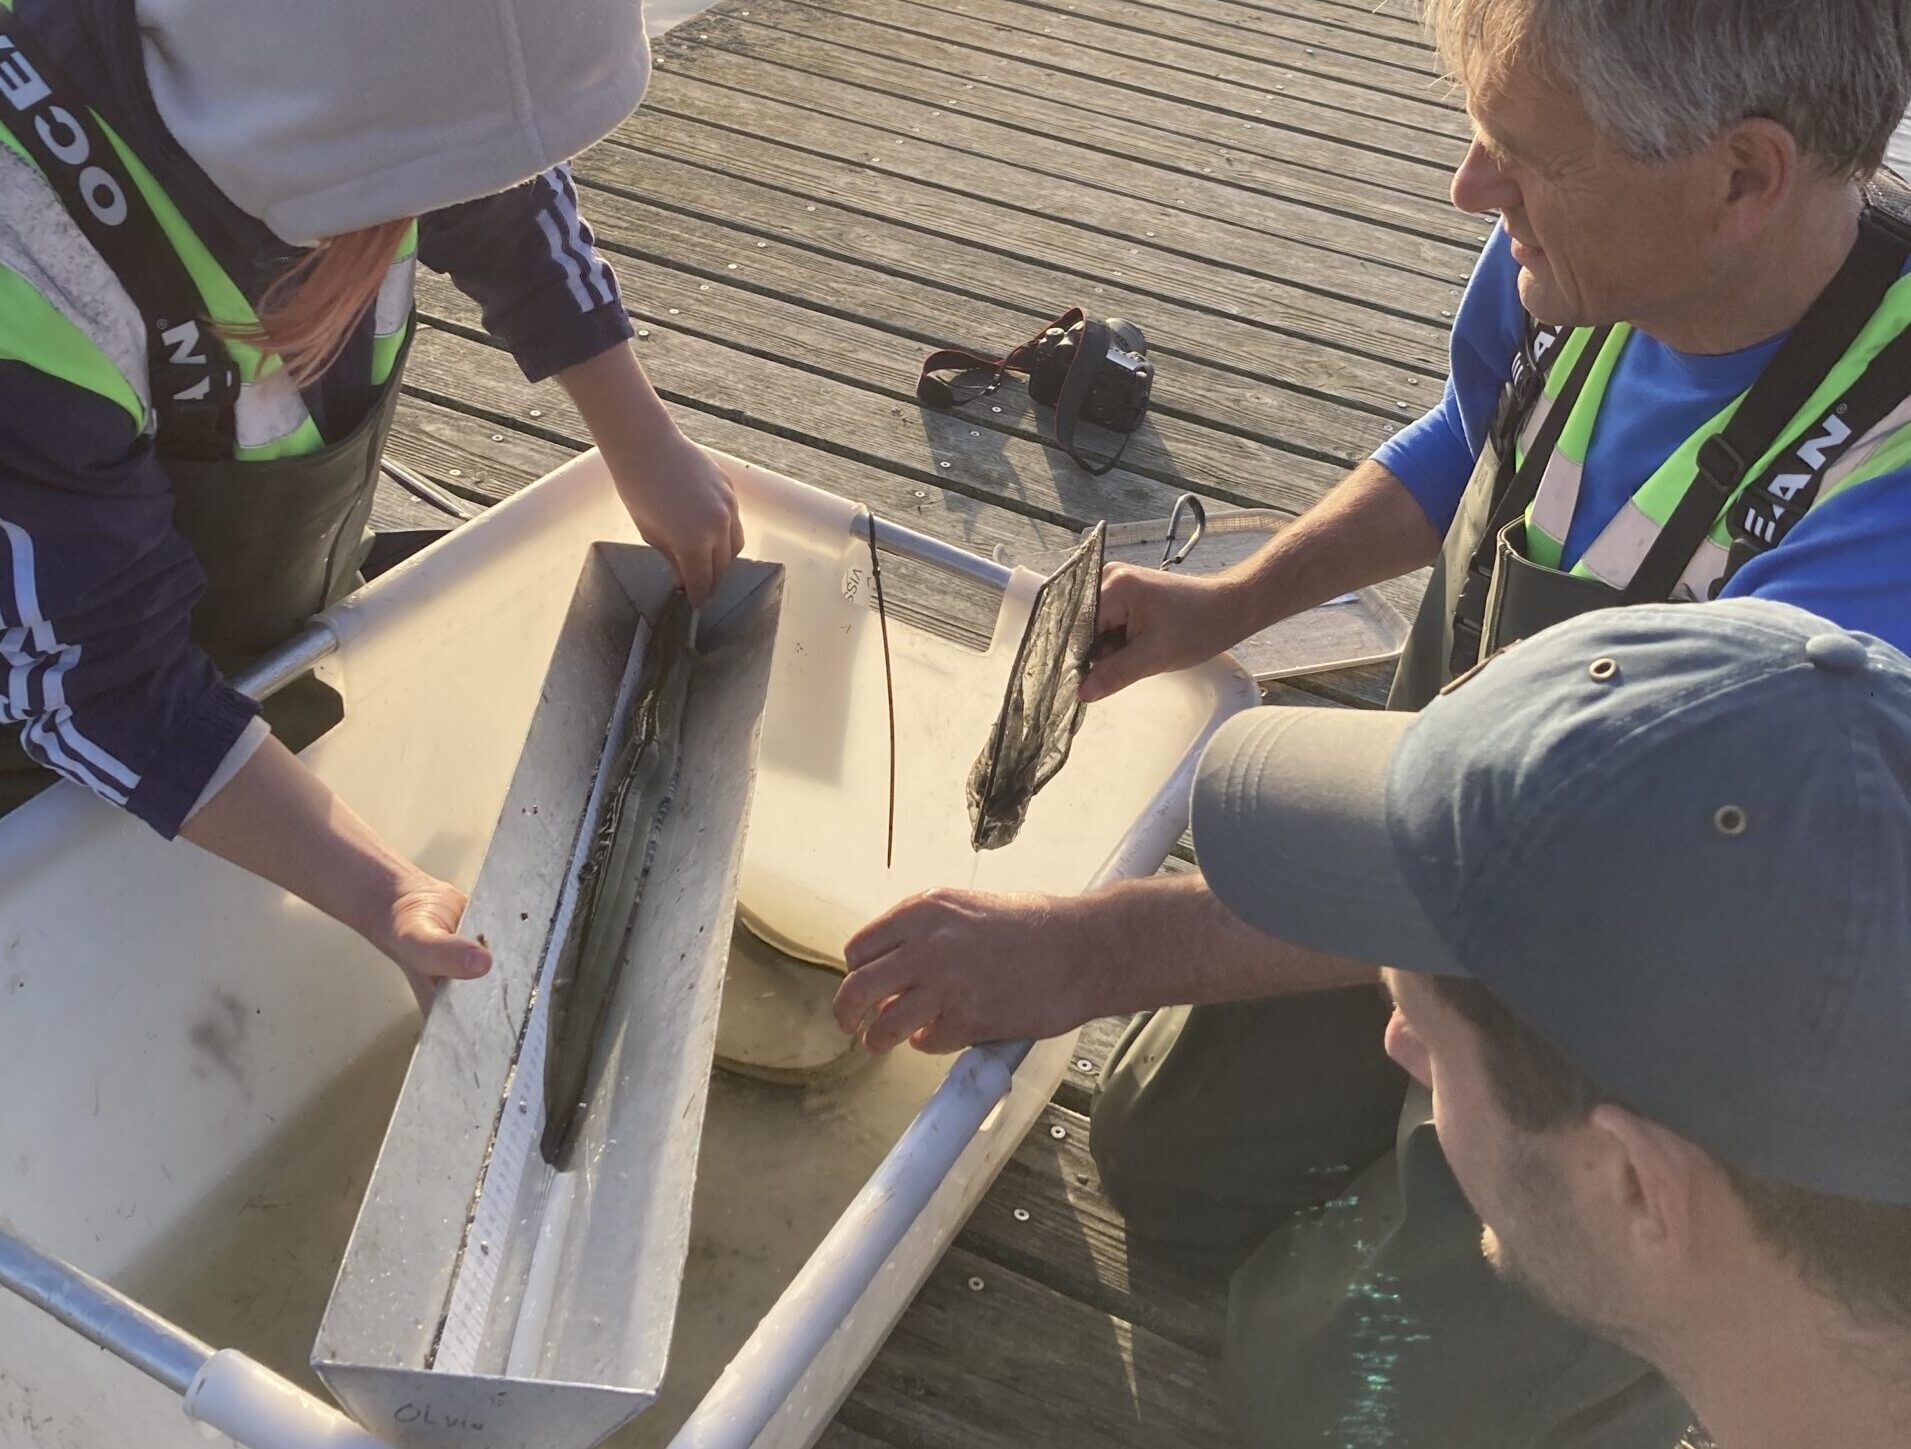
416, 163, 635, 382
0, 362, 259, 836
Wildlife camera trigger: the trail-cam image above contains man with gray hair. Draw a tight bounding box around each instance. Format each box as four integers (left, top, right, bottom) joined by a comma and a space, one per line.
837, 1, 1911, 1443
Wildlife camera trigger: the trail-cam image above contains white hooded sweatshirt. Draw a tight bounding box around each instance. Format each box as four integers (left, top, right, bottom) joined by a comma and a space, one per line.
138, 0, 651, 245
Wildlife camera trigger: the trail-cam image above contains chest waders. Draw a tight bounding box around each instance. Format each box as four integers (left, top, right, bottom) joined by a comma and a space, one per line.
0, 10, 415, 813
1390, 174, 1911, 713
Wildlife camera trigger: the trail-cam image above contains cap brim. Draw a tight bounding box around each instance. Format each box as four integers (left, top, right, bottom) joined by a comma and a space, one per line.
1190, 707, 1467, 976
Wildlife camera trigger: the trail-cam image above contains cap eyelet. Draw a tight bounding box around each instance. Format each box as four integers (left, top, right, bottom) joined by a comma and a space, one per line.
1588, 657, 1619, 682
1713, 805, 1748, 837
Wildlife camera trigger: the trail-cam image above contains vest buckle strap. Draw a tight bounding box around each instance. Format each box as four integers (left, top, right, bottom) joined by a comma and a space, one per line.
1693, 433, 1749, 499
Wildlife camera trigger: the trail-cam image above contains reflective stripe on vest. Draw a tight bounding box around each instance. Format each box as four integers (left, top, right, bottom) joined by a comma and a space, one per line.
1515, 278, 1911, 598
0, 110, 414, 460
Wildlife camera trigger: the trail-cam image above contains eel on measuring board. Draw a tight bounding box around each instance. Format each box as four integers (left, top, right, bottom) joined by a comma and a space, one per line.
540, 590, 697, 1166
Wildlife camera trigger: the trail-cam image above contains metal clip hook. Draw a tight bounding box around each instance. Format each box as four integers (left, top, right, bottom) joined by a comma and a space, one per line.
1159, 493, 1206, 569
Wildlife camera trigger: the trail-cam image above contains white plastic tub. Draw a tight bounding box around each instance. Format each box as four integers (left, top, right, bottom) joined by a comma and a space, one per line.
0, 452, 1256, 1449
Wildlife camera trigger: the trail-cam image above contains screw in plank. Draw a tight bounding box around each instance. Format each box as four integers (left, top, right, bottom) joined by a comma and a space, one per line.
1049, 1124, 1068, 1141
1013, 1208, 1031, 1223
636, 329, 651, 340
1075, 1058, 1096, 1074
991, 405, 1003, 413
727, 262, 739, 270
528, 408, 543, 418
448, 468, 463, 478
490, 434, 503, 443
939, 461, 952, 469
913, 489, 928, 500
756, 240, 768, 249
699, 283, 711, 291
967, 1276, 985, 1292
669, 308, 681, 315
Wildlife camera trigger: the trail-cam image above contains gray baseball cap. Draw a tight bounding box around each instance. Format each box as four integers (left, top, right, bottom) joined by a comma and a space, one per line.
1191, 597, 1911, 1204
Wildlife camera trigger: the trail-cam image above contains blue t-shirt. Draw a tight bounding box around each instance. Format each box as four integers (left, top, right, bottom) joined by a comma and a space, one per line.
1375, 224, 1911, 652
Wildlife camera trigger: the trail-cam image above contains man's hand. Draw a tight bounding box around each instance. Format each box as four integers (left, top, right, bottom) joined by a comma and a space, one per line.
834, 889, 1100, 1054
1081, 565, 1250, 702
608, 429, 745, 607
558, 342, 745, 606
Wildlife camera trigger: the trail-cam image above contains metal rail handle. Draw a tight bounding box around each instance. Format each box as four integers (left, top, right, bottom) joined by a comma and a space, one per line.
234, 512, 1018, 707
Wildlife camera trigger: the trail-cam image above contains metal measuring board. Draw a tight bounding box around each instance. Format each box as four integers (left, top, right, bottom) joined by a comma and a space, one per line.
315, 547, 784, 1449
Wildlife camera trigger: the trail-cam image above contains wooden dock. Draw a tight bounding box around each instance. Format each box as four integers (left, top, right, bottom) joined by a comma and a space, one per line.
380, 0, 1466, 1440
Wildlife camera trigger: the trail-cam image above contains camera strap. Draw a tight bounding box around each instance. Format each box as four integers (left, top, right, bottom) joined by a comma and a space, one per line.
914, 310, 1070, 408
916, 307, 1143, 474
1050, 316, 1129, 476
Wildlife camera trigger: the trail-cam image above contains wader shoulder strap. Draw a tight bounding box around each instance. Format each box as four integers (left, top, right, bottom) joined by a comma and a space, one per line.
1718, 318, 1911, 587
0, 13, 237, 458
1444, 321, 1608, 676
1622, 205, 1911, 604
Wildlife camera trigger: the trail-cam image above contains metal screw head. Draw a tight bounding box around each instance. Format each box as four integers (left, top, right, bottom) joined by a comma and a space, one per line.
668, 308, 681, 315
913, 488, 928, 499
1714, 804, 1749, 836
727, 262, 739, 270
938, 461, 951, 469
991, 405, 1003, 413
805, 204, 817, 211
448, 468, 463, 477
1588, 657, 1619, 682
528, 408, 543, 418
1408, 377, 1420, 386
756, 240, 769, 249
1074, 1058, 1096, 1074
1049, 1124, 1068, 1140
699, 283, 711, 291
1012, 1207, 1031, 1223
636, 329, 651, 339
490, 433, 503, 442
967, 1276, 986, 1292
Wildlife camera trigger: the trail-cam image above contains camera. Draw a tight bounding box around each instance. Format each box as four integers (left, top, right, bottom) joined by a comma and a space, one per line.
1026, 317, 1153, 434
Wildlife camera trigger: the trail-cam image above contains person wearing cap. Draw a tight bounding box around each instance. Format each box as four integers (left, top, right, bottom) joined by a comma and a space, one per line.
0, 0, 742, 1009
1189, 597, 1911, 1449
836, 0, 1911, 1442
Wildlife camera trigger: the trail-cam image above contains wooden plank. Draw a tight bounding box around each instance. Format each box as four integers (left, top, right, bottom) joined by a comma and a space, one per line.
593, 122, 1462, 371
369, 474, 462, 533
572, 143, 1451, 408
656, 19, 1479, 273
390, 318, 1089, 563
1113, 0, 1434, 50
1072, 0, 1437, 65
705, 0, 1469, 238
959, 1103, 1229, 1358
385, 393, 576, 499
834, 1244, 1232, 1449
866, 0, 1469, 153
408, 279, 1355, 522
956, 0, 1451, 106
627, 74, 1470, 322
567, 174, 1411, 459
779, 0, 1455, 183
388, 340, 1068, 646
504, 198, 1399, 466
1059, 1015, 1130, 1111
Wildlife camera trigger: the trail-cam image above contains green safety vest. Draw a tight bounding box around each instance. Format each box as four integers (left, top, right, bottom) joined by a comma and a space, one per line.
1515, 281, 1911, 601
0, 112, 416, 462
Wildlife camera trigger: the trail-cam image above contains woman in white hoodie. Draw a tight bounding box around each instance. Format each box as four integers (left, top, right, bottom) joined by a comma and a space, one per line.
0, 0, 739, 1005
